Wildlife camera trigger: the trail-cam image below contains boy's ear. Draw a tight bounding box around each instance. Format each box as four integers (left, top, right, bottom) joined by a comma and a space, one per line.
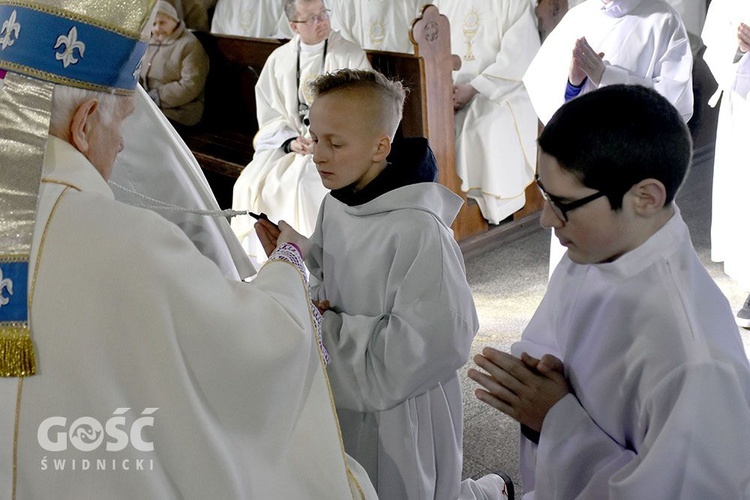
629, 178, 667, 216
373, 135, 391, 163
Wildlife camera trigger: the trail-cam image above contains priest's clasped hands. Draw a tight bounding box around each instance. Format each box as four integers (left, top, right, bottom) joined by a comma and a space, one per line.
569, 36, 606, 87
738, 22, 750, 54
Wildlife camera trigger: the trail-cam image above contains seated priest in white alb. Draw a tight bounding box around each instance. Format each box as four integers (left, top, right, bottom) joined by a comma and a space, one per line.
210, 0, 293, 38
328, 0, 427, 54
231, 0, 371, 267
432, 0, 542, 224
0, 0, 377, 497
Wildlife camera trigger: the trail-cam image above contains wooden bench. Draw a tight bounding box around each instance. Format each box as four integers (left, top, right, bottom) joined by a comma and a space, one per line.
182, 4, 545, 248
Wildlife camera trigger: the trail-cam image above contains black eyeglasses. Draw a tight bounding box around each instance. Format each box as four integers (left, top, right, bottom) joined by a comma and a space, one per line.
535, 174, 607, 222
291, 8, 331, 25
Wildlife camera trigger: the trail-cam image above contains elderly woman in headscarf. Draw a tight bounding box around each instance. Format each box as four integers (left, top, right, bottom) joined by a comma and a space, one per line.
140, 1, 210, 127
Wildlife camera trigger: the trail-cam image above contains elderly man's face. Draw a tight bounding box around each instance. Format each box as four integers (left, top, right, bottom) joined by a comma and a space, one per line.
86, 96, 135, 181
151, 12, 178, 42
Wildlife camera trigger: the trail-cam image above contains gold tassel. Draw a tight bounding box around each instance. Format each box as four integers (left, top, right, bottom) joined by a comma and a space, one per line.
0, 323, 36, 377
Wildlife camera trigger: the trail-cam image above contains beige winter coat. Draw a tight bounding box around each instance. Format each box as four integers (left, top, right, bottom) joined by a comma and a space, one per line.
140, 23, 209, 126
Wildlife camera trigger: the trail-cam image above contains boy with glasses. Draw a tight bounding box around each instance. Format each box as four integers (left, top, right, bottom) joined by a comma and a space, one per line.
469, 85, 750, 498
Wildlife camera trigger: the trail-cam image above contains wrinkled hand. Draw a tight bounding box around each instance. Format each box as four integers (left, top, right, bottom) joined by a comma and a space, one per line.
453, 84, 478, 111
255, 218, 281, 257
313, 299, 330, 314
468, 348, 570, 432
569, 37, 605, 86
290, 136, 314, 155
277, 220, 311, 258
739, 23, 750, 53
255, 219, 310, 258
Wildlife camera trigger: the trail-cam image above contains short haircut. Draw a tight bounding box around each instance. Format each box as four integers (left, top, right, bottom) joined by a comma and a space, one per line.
538, 84, 692, 210
50, 85, 122, 140
284, 0, 324, 21
309, 68, 407, 140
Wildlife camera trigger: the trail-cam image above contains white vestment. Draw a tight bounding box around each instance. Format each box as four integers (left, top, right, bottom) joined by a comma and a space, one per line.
231, 32, 371, 267
112, 85, 254, 281
307, 179, 502, 499
513, 208, 750, 499
567, 0, 705, 36
0, 136, 376, 499
210, 0, 292, 38
703, 0, 750, 289
524, 0, 694, 125
329, 0, 425, 53
433, 0, 541, 224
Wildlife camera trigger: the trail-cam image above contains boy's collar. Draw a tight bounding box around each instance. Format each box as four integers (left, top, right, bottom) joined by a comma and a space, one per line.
330, 137, 437, 206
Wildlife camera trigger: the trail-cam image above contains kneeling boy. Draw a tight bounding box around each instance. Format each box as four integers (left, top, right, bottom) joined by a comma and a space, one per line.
258, 68, 512, 499
470, 84, 750, 498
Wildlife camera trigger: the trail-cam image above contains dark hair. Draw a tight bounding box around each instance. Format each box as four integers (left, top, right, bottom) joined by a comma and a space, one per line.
538, 85, 692, 210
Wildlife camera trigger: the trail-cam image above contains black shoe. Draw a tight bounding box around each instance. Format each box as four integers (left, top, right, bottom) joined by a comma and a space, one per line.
494, 470, 515, 500
737, 293, 750, 329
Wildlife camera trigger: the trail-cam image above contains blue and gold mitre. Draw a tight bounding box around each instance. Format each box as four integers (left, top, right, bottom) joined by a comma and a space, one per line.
0, 0, 156, 377
0, 0, 156, 93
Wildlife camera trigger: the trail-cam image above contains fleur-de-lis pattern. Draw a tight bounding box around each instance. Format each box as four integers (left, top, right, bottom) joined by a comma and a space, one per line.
0, 9, 20, 50
0, 267, 14, 308
54, 26, 85, 68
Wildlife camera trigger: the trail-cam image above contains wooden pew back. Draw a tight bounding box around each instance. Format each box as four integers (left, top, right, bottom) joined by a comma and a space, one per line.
184, 5, 489, 240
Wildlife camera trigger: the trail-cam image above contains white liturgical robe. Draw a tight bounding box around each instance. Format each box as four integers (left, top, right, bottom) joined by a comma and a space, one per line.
231, 32, 371, 267
524, 0, 694, 125
567, 0, 706, 37
210, 0, 292, 38
0, 136, 377, 499
703, 0, 750, 290
513, 208, 750, 499
433, 0, 541, 224
329, 0, 425, 53
111, 86, 255, 281
307, 181, 494, 499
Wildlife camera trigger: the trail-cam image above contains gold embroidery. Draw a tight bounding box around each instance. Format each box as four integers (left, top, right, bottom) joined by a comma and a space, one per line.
463, 8, 481, 61
368, 19, 385, 49
0, 325, 35, 377
265, 259, 365, 497
12, 377, 24, 500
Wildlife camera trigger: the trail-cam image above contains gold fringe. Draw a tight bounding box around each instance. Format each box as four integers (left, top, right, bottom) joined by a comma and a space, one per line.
0, 324, 36, 377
